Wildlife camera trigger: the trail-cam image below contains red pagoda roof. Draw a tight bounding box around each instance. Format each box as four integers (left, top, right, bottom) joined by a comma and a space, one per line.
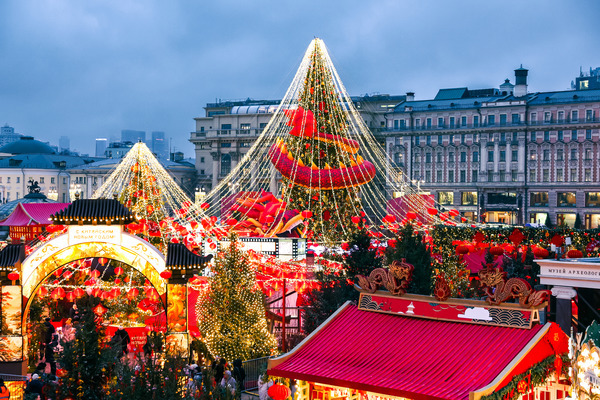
268, 302, 566, 400
0, 203, 69, 227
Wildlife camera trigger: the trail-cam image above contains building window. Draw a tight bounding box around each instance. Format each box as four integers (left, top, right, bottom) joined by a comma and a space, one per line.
530, 192, 549, 207
437, 117, 443, 128
460, 152, 466, 162
473, 115, 479, 127
200, 169, 205, 175
529, 150, 536, 160
585, 192, 600, 207
557, 192, 576, 207
437, 136, 443, 145
472, 170, 478, 182
461, 116, 467, 127
488, 150, 494, 162
259, 122, 267, 130
449, 152, 455, 162
570, 148, 578, 160
511, 150, 518, 162
426, 135, 431, 145
448, 171, 454, 182
542, 149, 550, 161
557, 149, 564, 161
586, 129, 592, 140
426, 118, 432, 129
425, 153, 431, 163
51, 177, 55, 184
571, 110, 579, 122
436, 153, 442, 163
498, 150, 505, 162
473, 151, 479, 162
543, 169, 549, 182
511, 170, 518, 182
512, 114, 520, 124
558, 130, 564, 141
530, 112, 537, 122
220, 142, 232, 148
585, 148, 592, 160
572, 130, 578, 141
586, 109, 594, 121
460, 170, 466, 182
529, 170, 536, 182
220, 154, 231, 175
558, 110, 565, 122
543, 131, 549, 141
63, 178, 67, 184
487, 115, 495, 126
449, 134, 454, 143
425, 171, 431, 182
16, 177, 20, 183
240, 123, 251, 130
415, 136, 420, 146
400, 120, 406, 129
461, 191, 477, 205
544, 112, 552, 123
461, 134, 465, 144
500, 114, 507, 125
585, 168, 592, 182
500, 132, 506, 143
449, 117, 455, 128
200, 157, 205, 163
438, 191, 454, 205
530, 132, 537, 141
415, 118, 421, 128
436, 170, 442, 182
557, 169, 564, 182
40, 177, 45, 184
499, 173, 505, 182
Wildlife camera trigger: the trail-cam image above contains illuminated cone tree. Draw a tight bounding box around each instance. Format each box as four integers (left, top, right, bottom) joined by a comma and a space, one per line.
269, 39, 376, 244
196, 233, 277, 360
93, 142, 196, 252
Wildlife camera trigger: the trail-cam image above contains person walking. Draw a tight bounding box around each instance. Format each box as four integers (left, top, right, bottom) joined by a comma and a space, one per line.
0, 378, 10, 400
112, 326, 131, 358
214, 357, 226, 386
232, 359, 246, 395
44, 332, 58, 376
24, 374, 43, 399
220, 370, 236, 396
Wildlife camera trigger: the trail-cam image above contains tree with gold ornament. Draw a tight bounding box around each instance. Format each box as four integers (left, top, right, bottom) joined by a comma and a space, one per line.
196, 233, 277, 360
274, 39, 376, 245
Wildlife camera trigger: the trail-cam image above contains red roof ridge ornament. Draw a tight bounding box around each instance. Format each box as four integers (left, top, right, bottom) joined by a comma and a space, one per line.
478, 266, 550, 308
356, 258, 413, 296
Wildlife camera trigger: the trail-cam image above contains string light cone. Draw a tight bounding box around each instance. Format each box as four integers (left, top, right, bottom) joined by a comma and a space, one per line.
200, 38, 477, 245
93, 141, 201, 251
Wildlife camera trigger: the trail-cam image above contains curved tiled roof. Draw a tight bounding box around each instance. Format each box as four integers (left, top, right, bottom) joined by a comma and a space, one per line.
51, 198, 135, 225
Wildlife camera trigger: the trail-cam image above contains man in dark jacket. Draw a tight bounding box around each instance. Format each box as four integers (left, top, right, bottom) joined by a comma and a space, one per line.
24, 374, 43, 398
112, 326, 131, 358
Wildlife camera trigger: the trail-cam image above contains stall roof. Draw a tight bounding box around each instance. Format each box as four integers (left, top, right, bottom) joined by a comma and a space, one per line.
0, 203, 70, 226
268, 302, 565, 400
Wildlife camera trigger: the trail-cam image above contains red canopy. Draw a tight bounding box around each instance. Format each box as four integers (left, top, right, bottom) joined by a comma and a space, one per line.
0, 203, 69, 226
268, 302, 565, 400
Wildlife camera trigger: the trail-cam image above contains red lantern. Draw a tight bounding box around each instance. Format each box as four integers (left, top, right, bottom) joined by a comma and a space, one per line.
265, 215, 275, 224
73, 288, 85, 298
90, 269, 101, 278
66, 292, 76, 302
160, 270, 172, 279
268, 384, 292, 400
7, 271, 19, 282
93, 303, 108, 317
351, 216, 360, 224
449, 209, 460, 217
301, 210, 313, 219
567, 249, 583, 259
114, 266, 124, 276
406, 212, 417, 220
384, 214, 396, 223
38, 286, 48, 297
489, 246, 504, 257
427, 207, 438, 216
127, 288, 139, 301
455, 245, 470, 255
98, 258, 108, 266
200, 202, 210, 210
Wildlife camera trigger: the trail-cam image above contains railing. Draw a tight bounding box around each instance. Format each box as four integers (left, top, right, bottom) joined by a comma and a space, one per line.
242, 356, 270, 391
0, 373, 27, 400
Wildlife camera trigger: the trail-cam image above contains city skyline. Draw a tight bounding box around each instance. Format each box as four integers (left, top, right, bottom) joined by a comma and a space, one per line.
0, 0, 599, 157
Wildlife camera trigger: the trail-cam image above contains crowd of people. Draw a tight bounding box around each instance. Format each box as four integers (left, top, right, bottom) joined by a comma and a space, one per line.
184, 356, 246, 398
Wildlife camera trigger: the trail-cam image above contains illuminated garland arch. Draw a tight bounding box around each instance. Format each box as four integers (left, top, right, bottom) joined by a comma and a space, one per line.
21, 226, 167, 320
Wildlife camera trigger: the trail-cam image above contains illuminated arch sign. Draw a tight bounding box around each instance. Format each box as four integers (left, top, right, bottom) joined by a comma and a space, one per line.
21, 225, 167, 298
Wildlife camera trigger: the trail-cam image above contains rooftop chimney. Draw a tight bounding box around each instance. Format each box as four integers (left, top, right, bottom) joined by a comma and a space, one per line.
514, 65, 528, 97
406, 92, 415, 102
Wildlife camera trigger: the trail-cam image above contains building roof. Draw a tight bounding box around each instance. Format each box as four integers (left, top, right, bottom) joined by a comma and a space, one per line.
435, 87, 469, 100
0, 192, 59, 220
0, 203, 70, 227
51, 198, 135, 225
0, 243, 25, 270
268, 302, 565, 400
166, 243, 213, 269
0, 136, 56, 155
0, 153, 98, 169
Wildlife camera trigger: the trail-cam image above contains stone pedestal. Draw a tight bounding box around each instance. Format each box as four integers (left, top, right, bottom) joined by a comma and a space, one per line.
551, 285, 577, 334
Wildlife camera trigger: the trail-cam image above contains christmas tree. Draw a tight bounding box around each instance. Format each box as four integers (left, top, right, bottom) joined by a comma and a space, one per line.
303, 227, 380, 333
271, 39, 376, 244
385, 223, 433, 295
196, 233, 277, 360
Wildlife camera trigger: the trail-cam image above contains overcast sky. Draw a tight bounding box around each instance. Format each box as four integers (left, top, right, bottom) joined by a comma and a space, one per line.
1, 0, 599, 158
